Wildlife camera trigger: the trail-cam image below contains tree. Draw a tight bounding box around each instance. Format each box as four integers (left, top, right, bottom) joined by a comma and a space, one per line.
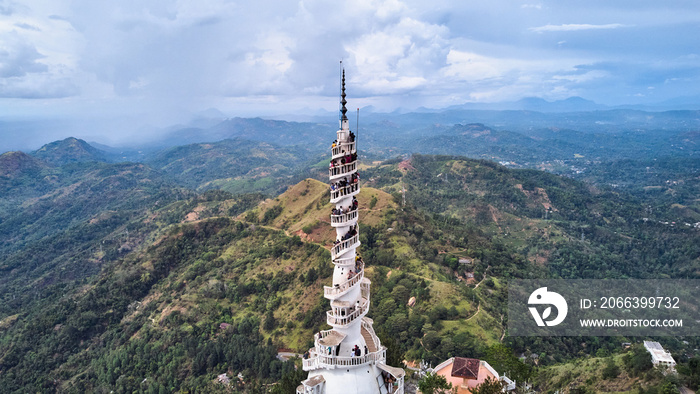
602, 358, 620, 379
623, 345, 653, 377
418, 372, 453, 394
660, 380, 680, 394
472, 377, 505, 394
263, 310, 276, 331
484, 344, 533, 383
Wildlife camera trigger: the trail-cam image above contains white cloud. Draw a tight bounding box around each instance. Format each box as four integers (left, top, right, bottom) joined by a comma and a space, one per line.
551, 70, 608, 83
443, 50, 504, 81
0, 0, 699, 125
345, 16, 449, 94
530, 23, 628, 33
0, 1, 82, 99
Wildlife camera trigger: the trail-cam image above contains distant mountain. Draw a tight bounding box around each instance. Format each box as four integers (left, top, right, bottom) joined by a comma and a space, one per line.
443, 96, 607, 113
514, 96, 606, 112
31, 137, 109, 166
0, 151, 46, 178
147, 137, 325, 194
156, 117, 335, 149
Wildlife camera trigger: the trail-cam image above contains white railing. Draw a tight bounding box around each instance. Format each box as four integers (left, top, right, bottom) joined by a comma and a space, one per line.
392, 377, 405, 394
324, 262, 364, 298
361, 318, 381, 353
327, 298, 368, 326
329, 161, 357, 179
330, 209, 358, 227
332, 141, 356, 158
360, 278, 370, 299
330, 182, 359, 203
377, 363, 406, 394
332, 256, 356, 266
303, 347, 386, 371
314, 329, 340, 343
331, 233, 359, 259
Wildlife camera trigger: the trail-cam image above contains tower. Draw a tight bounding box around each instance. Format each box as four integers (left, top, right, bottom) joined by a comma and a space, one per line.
297, 70, 405, 394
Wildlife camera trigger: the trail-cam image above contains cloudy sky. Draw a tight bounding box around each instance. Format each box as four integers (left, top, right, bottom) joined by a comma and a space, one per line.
1, 0, 699, 124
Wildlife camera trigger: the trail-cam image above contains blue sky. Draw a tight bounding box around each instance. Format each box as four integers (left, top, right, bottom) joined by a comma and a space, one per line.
0, 0, 698, 123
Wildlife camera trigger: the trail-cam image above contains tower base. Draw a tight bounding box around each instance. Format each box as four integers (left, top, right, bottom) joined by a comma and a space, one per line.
297, 363, 404, 394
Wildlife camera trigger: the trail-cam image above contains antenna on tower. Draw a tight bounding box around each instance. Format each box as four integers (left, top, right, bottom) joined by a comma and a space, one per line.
356, 108, 360, 145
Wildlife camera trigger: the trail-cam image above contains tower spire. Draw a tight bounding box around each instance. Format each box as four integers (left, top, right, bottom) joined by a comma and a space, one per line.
340, 69, 348, 122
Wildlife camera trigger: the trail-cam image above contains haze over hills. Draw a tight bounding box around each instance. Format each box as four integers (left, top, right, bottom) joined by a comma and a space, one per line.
2, 96, 699, 153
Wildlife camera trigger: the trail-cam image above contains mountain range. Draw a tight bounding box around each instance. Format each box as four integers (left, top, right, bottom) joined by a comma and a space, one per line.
0, 118, 699, 392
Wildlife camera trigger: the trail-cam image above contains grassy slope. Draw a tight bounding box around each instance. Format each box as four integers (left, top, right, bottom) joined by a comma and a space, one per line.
535, 352, 663, 393
250, 179, 505, 350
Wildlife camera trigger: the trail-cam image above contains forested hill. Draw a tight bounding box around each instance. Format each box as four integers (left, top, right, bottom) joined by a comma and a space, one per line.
146, 137, 325, 195
0, 140, 698, 392
31, 137, 110, 166
366, 154, 699, 279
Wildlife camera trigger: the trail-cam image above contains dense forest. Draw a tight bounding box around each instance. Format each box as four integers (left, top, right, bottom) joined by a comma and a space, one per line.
0, 125, 698, 393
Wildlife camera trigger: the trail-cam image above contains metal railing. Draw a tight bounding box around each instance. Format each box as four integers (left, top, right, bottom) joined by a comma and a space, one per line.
330, 182, 359, 203
331, 233, 359, 259
324, 262, 364, 298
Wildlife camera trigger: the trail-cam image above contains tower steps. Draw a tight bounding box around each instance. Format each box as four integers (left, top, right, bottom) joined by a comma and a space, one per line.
361, 324, 377, 353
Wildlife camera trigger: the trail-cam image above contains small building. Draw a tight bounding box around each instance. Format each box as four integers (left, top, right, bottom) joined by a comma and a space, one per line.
643, 341, 676, 372
458, 258, 473, 265
218, 373, 230, 385
219, 322, 231, 330
431, 357, 515, 393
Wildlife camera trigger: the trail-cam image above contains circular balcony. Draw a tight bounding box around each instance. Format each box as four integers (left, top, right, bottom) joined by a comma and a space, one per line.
330, 209, 358, 227
329, 160, 357, 181
331, 141, 356, 160
302, 346, 386, 371
332, 255, 356, 267
330, 182, 359, 204
330, 233, 360, 259
326, 296, 369, 327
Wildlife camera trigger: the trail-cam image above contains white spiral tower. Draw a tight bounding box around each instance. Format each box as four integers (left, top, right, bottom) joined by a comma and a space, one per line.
297, 70, 405, 394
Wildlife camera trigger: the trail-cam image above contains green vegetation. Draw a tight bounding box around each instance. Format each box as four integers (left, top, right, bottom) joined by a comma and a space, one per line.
146, 137, 325, 196
1, 132, 698, 392
418, 372, 452, 394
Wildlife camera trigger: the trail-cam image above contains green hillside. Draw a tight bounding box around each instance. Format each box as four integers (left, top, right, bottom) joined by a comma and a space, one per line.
0, 172, 529, 391
31, 137, 109, 166
1, 142, 699, 392
146, 137, 325, 195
